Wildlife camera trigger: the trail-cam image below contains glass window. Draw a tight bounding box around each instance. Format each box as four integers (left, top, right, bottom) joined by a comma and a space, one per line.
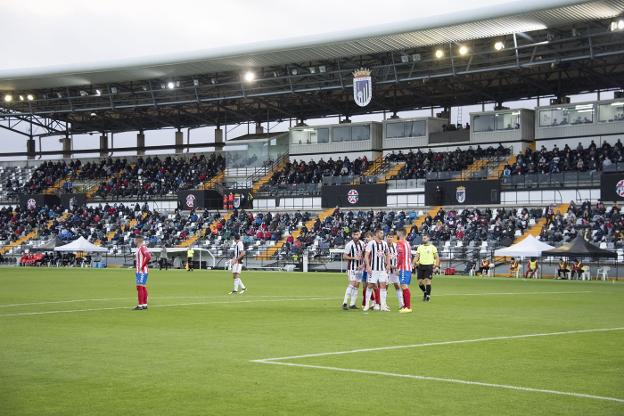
599, 102, 624, 123
289, 128, 329, 145
473, 115, 495, 132
494, 112, 520, 130
333, 126, 351, 142
386, 122, 406, 138
351, 125, 370, 141
385, 121, 426, 138
539, 104, 594, 127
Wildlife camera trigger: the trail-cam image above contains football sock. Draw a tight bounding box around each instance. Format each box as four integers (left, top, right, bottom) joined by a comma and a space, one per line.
365, 287, 373, 308
136, 285, 141, 305
418, 283, 426, 293
233, 279, 239, 292
425, 284, 431, 296
402, 288, 411, 309
349, 286, 358, 306
362, 285, 367, 306
238, 278, 246, 290
142, 286, 148, 306
343, 286, 352, 305
396, 288, 404, 308
380, 288, 387, 307
374, 287, 381, 304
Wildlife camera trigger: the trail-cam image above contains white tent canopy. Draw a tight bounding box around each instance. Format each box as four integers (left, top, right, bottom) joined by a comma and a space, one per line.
54, 236, 108, 253
494, 235, 554, 258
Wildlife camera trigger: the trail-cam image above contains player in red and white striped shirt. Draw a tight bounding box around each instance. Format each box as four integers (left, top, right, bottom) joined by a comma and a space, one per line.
395, 230, 413, 313
134, 236, 152, 310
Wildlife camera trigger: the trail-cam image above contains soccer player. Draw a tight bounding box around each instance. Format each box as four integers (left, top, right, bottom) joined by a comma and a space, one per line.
229, 234, 247, 294
395, 230, 413, 313
342, 230, 364, 310
364, 228, 391, 312
361, 231, 377, 307
413, 235, 438, 302
386, 231, 405, 310
134, 236, 152, 310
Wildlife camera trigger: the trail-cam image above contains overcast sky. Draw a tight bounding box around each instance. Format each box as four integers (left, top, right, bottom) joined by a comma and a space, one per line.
0, 0, 600, 159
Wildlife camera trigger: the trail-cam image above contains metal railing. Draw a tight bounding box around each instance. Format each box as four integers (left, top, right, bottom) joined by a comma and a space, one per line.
501, 171, 601, 189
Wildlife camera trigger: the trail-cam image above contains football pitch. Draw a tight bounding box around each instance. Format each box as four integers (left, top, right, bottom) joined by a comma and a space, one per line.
0, 268, 623, 416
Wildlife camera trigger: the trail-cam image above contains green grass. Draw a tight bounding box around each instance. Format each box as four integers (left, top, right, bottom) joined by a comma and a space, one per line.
0, 268, 623, 416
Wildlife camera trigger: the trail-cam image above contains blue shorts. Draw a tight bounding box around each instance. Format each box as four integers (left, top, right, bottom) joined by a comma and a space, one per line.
398, 270, 412, 285
135, 272, 148, 286
361, 271, 368, 282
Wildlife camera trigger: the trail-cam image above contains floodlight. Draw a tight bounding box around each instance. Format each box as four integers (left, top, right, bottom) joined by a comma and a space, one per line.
435, 49, 444, 59
167, 81, 175, 89
19, 95, 24, 101
4, 94, 12, 102
27, 94, 34, 101
244, 71, 255, 82
95, 89, 101, 96
494, 41, 505, 51
458, 45, 469, 56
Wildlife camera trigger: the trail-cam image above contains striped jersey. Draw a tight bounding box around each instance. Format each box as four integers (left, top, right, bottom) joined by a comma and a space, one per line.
388, 242, 398, 269
365, 239, 390, 272
395, 239, 412, 271
234, 241, 245, 262
344, 239, 364, 271
135, 245, 152, 273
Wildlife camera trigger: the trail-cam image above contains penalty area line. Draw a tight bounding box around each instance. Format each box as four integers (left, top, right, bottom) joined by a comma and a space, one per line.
253, 361, 624, 404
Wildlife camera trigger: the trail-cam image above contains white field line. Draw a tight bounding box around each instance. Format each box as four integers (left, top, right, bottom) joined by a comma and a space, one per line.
254, 327, 624, 362
0, 297, 335, 317
256, 361, 624, 404
0, 290, 592, 309
0, 295, 326, 308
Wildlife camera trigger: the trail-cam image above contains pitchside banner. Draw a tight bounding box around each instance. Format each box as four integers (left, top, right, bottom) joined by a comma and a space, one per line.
425, 180, 500, 206
321, 184, 387, 208
19, 194, 61, 210
177, 190, 222, 210
600, 173, 624, 201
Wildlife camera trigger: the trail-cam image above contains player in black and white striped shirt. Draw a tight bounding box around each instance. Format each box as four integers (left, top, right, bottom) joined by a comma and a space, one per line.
364, 228, 391, 312
342, 230, 364, 310
228, 234, 247, 295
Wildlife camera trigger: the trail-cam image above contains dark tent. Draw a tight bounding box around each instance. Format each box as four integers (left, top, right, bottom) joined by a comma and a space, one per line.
542, 236, 617, 258
31, 236, 64, 252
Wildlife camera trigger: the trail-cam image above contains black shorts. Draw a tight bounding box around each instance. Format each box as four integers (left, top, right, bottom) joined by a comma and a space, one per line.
417, 265, 434, 280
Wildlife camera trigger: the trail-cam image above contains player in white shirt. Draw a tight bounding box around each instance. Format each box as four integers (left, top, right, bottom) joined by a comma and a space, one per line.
386, 232, 405, 310
363, 228, 391, 312
342, 230, 365, 310
228, 234, 247, 294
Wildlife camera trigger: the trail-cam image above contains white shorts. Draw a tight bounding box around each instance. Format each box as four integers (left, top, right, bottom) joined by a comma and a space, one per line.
232, 263, 242, 274
347, 270, 362, 283
367, 271, 388, 284
388, 272, 400, 284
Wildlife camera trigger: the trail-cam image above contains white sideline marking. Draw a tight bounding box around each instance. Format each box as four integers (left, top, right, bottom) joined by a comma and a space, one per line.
252, 327, 624, 404
0, 297, 335, 317
0, 290, 592, 308
255, 327, 624, 362
256, 361, 624, 404
0, 295, 325, 308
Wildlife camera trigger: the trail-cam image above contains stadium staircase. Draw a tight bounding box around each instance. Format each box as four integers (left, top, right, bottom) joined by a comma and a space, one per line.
359, 156, 406, 184
488, 154, 517, 180
361, 155, 384, 177
452, 158, 489, 181
255, 207, 335, 260
404, 206, 441, 234
43, 176, 69, 195
377, 162, 406, 184
201, 170, 225, 190
249, 154, 289, 195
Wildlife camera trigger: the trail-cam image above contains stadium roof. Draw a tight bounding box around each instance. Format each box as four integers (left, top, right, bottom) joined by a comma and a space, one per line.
1, 0, 624, 137
0, 0, 621, 90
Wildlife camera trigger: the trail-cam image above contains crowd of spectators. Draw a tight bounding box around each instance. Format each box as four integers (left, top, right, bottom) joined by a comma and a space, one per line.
267, 157, 370, 186
540, 200, 623, 247
92, 154, 224, 198
503, 141, 624, 176
386, 145, 509, 180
